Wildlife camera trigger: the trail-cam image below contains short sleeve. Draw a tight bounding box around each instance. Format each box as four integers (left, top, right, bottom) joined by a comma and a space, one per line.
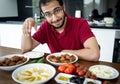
32, 22, 48, 44
79, 19, 94, 44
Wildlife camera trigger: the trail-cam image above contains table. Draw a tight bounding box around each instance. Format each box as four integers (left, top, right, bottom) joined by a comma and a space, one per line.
0, 46, 120, 84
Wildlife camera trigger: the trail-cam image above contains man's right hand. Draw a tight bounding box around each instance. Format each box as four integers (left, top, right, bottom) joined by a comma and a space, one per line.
22, 18, 37, 36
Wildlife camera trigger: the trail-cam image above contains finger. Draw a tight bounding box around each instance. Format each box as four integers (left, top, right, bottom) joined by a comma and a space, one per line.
26, 19, 31, 36
22, 21, 27, 36
29, 18, 37, 31
28, 20, 32, 33
22, 18, 34, 36
28, 18, 37, 31
24, 19, 30, 36
34, 23, 37, 31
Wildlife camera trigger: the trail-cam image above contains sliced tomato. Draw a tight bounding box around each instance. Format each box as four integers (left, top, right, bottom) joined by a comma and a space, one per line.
90, 75, 97, 80
82, 67, 88, 73
77, 70, 85, 76
85, 71, 91, 77
58, 65, 66, 72
74, 63, 80, 68
58, 63, 76, 74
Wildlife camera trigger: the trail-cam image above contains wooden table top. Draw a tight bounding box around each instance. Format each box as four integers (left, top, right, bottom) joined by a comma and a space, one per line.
0, 46, 120, 84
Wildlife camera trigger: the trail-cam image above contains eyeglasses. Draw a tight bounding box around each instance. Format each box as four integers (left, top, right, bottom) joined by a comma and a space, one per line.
43, 7, 63, 18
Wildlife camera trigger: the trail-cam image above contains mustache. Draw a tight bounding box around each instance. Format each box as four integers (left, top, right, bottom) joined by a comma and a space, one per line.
51, 18, 62, 23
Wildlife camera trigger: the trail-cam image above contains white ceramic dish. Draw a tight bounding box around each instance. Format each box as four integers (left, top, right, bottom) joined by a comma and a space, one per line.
89, 65, 119, 80
0, 54, 29, 71
54, 73, 75, 84
97, 23, 105, 26
55, 73, 101, 84
104, 17, 114, 25
24, 51, 44, 59
12, 63, 56, 84
83, 78, 102, 84
46, 52, 78, 66
87, 21, 95, 26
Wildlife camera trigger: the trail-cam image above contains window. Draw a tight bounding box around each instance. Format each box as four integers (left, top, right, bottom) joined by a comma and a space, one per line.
83, 0, 101, 20
32, 0, 40, 17
32, 0, 45, 22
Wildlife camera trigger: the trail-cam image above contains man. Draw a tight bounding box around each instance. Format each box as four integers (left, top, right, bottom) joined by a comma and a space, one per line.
21, 0, 100, 61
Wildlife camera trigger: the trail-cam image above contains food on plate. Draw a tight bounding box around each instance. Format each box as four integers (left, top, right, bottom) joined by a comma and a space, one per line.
29, 59, 38, 63
55, 68, 101, 84
54, 73, 75, 84
70, 76, 85, 84
48, 53, 76, 63
12, 63, 56, 84
37, 57, 44, 63
55, 73, 85, 84
76, 69, 85, 76
0, 56, 27, 66
16, 66, 51, 82
73, 63, 97, 80
24, 51, 44, 59
58, 75, 69, 81
46, 52, 78, 66
89, 65, 119, 79
58, 63, 76, 74
0, 54, 29, 71
84, 78, 102, 84
30, 57, 44, 63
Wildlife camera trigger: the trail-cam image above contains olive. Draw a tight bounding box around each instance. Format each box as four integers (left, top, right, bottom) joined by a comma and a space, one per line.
70, 76, 85, 84
70, 79, 78, 83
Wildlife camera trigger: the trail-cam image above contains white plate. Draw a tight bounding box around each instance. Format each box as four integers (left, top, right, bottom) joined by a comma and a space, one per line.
0, 54, 29, 71
46, 52, 78, 66
55, 73, 101, 84
83, 78, 101, 84
12, 63, 56, 84
54, 73, 75, 84
97, 23, 105, 26
24, 51, 44, 59
89, 65, 119, 80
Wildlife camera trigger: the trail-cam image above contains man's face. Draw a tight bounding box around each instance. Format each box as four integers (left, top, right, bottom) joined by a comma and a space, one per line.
41, 0, 66, 29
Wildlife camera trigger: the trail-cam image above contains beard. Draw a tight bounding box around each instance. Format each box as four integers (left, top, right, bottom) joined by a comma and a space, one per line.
51, 12, 66, 29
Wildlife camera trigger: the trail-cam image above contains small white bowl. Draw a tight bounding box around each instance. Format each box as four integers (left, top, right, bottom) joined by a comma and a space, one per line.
24, 51, 44, 59
54, 73, 75, 84
89, 65, 119, 80
46, 52, 78, 66
83, 78, 102, 84
87, 21, 95, 26
97, 23, 105, 26
12, 63, 56, 84
104, 17, 114, 25
55, 73, 102, 84
0, 54, 29, 71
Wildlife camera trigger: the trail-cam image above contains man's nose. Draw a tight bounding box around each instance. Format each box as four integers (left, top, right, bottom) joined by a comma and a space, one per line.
51, 14, 58, 21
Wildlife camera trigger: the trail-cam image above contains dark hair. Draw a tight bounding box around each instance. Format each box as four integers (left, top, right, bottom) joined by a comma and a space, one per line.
39, 0, 63, 12
92, 9, 99, 16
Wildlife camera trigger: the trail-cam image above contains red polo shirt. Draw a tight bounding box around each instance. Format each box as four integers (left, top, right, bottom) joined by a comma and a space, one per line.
32, 15, 94, 53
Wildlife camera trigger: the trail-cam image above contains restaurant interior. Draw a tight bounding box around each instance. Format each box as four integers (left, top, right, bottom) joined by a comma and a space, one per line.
0, 0, 120, 84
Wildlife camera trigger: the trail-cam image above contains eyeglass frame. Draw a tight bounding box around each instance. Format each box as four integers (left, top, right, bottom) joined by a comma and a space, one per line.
42, 7, 63, 18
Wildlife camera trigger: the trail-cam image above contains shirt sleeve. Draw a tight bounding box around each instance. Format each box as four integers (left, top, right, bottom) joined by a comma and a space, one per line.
79, 19, 95, 44
32, 22, 48, 44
